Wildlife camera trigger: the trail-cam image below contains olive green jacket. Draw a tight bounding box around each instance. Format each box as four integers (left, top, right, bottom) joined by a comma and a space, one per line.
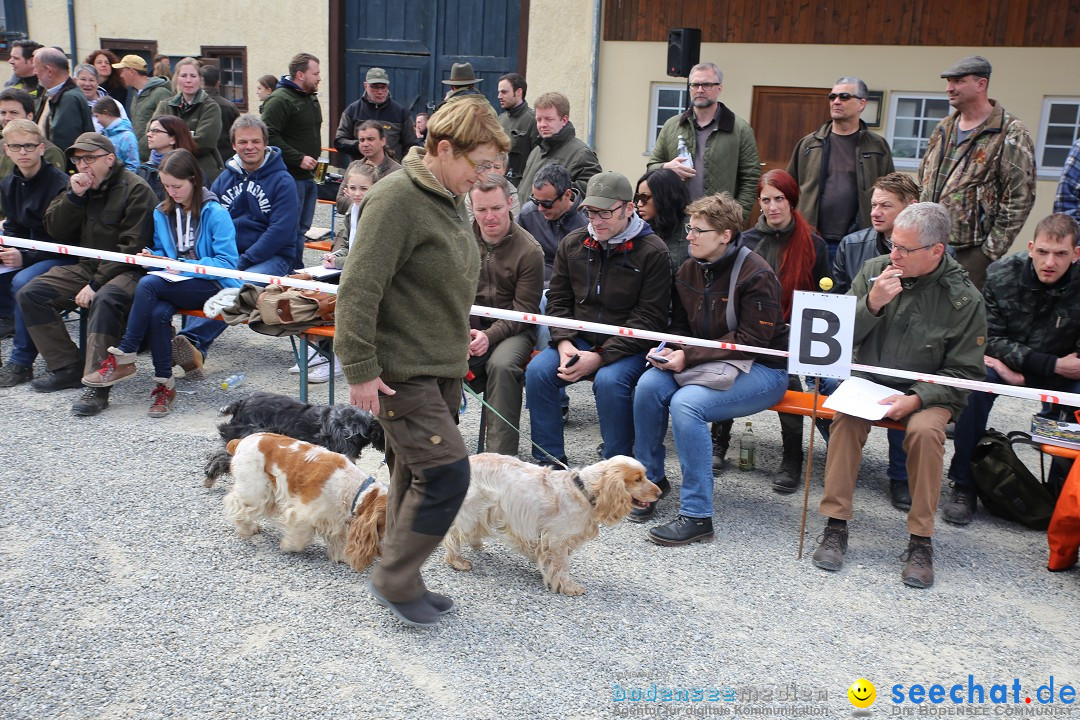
153, 88, 224, 183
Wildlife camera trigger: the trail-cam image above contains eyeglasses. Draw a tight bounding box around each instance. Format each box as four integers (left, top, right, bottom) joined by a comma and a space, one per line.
368, 83, 388, 90
72, 153, 110, 166
5, 142, 42, 154
530, 195, 559, 209
685, 224, 720, 236
581, 202, 626, 220
462, 154, 495, 174
890, 242, 936, 258
633, 193, 652, 205
689, 82, 721, 89
828, 92, 863, 101
146, 127, 170, 135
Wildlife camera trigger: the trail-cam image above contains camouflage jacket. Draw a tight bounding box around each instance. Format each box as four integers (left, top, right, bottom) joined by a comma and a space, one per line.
918, 101, 1036, 260
984, 252, 1080, 382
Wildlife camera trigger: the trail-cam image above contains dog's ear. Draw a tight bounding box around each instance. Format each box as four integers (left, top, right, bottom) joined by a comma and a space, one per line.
592, 461, 633, 525
344, 491, 387, 572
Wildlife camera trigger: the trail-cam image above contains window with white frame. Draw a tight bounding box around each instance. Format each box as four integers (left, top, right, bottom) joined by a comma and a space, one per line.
886, 93, 950, 169
1036, 98, 1080, 178
201, 46, 247, 112
646, 83, 688, 153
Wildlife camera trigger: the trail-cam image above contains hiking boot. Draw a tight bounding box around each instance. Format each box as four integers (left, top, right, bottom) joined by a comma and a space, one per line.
72, 386, 110, 416
82, 349, 137, 387
647, 515, 714, 546
31, 363, 83, 392
149, 379, 177, 417
711, 420, 732, 471
627, 477, 670, 523
172, 335, 203, 374
942, 482, 976, 525
900, 537, 934, 588
812, 524, 849, 571
0, 316, 14, 339
0, 362, 34, 388
773, 430, 803, 493
890, 479, 912, 511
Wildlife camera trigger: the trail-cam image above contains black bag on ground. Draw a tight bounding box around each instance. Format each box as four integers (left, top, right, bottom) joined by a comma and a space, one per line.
970, 429, 1056, 530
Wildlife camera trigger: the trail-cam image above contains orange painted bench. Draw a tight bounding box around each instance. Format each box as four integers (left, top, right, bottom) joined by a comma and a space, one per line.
768, 389, 906, 431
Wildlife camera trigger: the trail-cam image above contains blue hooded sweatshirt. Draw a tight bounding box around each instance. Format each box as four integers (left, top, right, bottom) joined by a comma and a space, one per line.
102, 117, 140, 172
151, 188, 242, 288
210, 145, 299, 270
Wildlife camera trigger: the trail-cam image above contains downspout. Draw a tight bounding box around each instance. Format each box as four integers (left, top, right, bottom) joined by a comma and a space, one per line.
67, 0, 77, 63
587, 0, 601, 148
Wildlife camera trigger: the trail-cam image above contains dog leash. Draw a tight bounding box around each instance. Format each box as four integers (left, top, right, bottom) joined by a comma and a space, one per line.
349, 459, 387, 514
461, 382, 571, 472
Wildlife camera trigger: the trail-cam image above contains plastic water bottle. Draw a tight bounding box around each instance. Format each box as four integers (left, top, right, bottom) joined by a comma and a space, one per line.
739, 421, 756, 471
220, 373, 246, 390
676, 135, 694, 170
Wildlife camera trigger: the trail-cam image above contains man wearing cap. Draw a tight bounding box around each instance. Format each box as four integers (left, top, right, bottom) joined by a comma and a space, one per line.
335, 67, 419, 164
524, 171, 671, 466
518, 91, 602, 200
17, 132, 155, 415
496, 72, 539, 183
918, 55, 1036, 290
31, 47, 93, 155
112, 54, 172, 162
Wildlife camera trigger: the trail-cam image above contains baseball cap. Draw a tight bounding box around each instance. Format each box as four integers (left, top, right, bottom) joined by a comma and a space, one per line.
111, 55, 148, 73
582, 172, 633, 210
366, 68, 390, 84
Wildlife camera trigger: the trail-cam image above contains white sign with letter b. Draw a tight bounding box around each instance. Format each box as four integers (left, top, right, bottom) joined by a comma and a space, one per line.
787, 291, 856, 379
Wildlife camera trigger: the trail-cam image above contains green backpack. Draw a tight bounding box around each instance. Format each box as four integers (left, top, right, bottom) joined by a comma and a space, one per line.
971, 430, 1056, 531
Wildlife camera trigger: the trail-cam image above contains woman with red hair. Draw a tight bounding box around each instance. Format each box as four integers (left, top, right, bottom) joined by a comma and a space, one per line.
735, 169, 829, 493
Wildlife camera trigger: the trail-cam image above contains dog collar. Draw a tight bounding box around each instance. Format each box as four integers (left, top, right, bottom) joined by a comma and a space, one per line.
571, 471, 595, 506
350, 475, 377, 514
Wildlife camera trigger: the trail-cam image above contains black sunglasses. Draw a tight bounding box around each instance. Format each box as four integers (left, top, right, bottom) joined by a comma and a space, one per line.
530, 195, 558, 209
828, 92, 863, 101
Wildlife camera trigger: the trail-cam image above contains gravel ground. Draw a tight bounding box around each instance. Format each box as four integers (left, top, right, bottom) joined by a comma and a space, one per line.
2, 208, 1077, 719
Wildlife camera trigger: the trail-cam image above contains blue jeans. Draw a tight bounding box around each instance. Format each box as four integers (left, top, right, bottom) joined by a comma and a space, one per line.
817, 377, 908, 482
178, 255, 292, 356
525, 339, 646, 462
3, 257, 77, 367
634, 364, 788, 518
533, 290, 568, 410
295, 178, 317, 270
118, 275, 222, 378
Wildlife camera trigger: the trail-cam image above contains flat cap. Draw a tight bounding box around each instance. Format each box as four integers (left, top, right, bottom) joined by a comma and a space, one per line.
65, 132, 115, 157
941, 55, 992, 78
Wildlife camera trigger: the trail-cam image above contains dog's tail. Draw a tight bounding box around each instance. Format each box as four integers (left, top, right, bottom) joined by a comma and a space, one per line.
203, 447, 235, 488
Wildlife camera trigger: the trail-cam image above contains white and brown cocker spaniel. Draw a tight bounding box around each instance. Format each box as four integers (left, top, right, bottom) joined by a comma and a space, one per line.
205, 432, 387, 573
444, 453, 660, 595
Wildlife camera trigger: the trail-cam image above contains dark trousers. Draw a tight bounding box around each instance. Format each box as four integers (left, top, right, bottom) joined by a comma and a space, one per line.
370, 376, 471, 604
17, 265, 140, 374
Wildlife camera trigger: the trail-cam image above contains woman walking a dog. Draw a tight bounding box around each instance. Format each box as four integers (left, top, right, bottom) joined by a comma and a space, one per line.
336, 96, 509, 628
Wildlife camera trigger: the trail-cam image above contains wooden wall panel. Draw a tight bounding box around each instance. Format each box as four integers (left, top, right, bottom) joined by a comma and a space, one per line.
603, 0, 1080, 47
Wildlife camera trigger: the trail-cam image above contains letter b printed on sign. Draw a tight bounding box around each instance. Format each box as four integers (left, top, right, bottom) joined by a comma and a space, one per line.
788, 291, 856, 379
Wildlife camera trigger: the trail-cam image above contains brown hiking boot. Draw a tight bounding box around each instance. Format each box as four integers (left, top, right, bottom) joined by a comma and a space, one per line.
942, 482, 976, 525
148, 380, 176, 417
172, 335, 203, 374
82, 351, 136, 387
901, 537, 934, 588
812, 524, 848, 571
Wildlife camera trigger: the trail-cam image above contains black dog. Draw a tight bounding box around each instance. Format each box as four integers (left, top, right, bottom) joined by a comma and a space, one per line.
204, 392, 385, 483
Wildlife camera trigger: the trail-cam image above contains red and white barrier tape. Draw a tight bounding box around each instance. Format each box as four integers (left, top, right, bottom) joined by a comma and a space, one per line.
4, 234, 1077, 408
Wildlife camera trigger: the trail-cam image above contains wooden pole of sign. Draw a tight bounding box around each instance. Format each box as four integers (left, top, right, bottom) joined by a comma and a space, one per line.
797, 381, 822, 559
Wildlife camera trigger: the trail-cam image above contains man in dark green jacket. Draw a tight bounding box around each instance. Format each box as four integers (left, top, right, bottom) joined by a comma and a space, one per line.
113, 55, 172, 162
496, 72, 539, 184
813, 202, 986, 589
32, 48, 93, 155
261, 52, 322, 269
518, 91, 601, 200
18, 133, 155, 416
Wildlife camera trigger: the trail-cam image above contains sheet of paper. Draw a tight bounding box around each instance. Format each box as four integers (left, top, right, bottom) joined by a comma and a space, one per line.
822, 377, 900, 421
298, 265, 342, 278
148, 270, 192, 282
0, 265, 16, 275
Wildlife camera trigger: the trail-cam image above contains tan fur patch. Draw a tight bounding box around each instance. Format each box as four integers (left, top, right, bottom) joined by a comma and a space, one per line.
256, 433, 347, 503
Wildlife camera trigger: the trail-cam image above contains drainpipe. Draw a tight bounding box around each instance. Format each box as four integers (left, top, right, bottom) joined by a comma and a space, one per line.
587, 0, 601, 148
67, 0, 77, 63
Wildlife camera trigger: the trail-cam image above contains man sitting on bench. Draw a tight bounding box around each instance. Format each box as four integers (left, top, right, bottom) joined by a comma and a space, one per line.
811, 203, 986, 589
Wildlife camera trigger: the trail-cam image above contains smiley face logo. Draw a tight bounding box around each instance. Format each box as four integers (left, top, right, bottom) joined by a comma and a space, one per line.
848, 678, 876, 709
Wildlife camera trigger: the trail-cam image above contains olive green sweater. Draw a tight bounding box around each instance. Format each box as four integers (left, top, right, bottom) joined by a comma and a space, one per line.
336, 149, 479, 384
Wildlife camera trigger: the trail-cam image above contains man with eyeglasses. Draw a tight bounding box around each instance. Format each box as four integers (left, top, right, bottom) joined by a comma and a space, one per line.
812, 202, 986, 589
918, 56, 1035, 291
335, 67, 419, 164
788, 76, 894, 263
524, 171, 671, 466
517, 91, 602, 201
17, 132, 156, 415
646, 62, 760, 218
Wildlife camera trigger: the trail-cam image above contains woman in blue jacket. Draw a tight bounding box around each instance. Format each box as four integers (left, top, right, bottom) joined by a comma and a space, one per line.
81, 149, 240, 416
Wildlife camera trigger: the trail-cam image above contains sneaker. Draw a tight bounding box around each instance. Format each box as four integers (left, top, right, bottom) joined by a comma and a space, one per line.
289, 347, 326, 374
812, 524, 849, 571
890, 479, 912, 511
82, 352, 137, 387
0, 316, 14, 339
647, 515, 714, 546
149, 382, 176, 417
72, 386, 110, 416
31, 363, 84, 392
307, 356, 342, 384
171, 335, 203, 374
900, 537, 934, 588
0, 362, 34, 388
627, 477, 670, 523
942, 482, 976, 525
